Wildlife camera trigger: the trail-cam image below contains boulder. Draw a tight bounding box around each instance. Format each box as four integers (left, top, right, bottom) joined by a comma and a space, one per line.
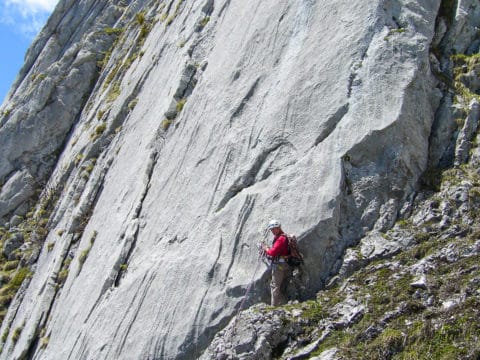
3, 233, 24, 260
0, 170, 36, 219
9, 215, 23, 228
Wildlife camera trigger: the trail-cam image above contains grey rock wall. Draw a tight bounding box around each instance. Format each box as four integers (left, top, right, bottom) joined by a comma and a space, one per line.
0, 0, 125, 220
0, 0, 466, 359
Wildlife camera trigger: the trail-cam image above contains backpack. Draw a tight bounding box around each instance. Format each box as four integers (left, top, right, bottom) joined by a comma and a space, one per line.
285, 234, 303, 267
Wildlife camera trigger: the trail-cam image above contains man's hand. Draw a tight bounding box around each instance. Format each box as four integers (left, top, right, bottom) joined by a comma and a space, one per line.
258, 242, 268, 256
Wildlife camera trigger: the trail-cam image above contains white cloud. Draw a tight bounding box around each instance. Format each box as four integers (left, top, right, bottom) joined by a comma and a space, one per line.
0, 0, 58, 38
6, 0, 57, 12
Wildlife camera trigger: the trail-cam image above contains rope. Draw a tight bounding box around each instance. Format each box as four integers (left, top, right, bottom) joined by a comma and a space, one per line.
231, 231, 270, 334
236, 253, 263, 315
231, 254, 263, 335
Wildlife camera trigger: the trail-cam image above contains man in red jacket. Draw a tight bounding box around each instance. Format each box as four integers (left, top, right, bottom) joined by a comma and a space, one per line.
262, 219, 291, 306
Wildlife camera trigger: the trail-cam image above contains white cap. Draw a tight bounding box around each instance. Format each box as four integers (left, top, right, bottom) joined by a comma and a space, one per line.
267, 219, 281, 230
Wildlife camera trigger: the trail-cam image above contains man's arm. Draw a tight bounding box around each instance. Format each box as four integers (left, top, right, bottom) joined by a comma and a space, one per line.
265, 235, 287, 257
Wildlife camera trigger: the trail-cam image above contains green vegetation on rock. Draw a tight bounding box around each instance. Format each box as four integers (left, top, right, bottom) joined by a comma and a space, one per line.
176, 98, 186, 113
199, 16, 210, 29
161, 119, 172, 130
451, 53, 480, 106
104, 27, 124, 36
91, 123, 107, 141
78, 231, 97, 269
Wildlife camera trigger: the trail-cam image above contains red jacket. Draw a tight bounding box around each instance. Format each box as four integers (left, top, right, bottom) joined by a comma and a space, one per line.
266, 233, 289, 257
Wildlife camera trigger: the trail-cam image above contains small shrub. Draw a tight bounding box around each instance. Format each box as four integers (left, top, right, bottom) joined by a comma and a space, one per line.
74, 153, 84, 166
97, 110, 106, 120
104, 62, 121, 89
160, 13, 168, 22
413, 232, 430, 243
389, 28, 405, 35
85, 163, 95, 174
78, 231, 97, 267
300, 300, 328, 322
1, 328, 9, 343
37, 208, 47, 218
120, 264, 128, 271
0, 311, 7, 326
47, 242, 55, 252
57, 269, 69, 284
371, 328, 404, 355
200, 16, 210, 28
124, 53, 138, 69
161, 119, 172, 130
128, 99, 138, 110
10, 268, 32, 287
139, 24, 151, 40
451, 54, 480, 105
165, 16, 174, 26
91, 123, 107, 140
12, 326, 23, 344
397, 219, 411, 229
384, 28, 406, 41
40, 336, 49, 349
98, 50, 112, 69
1, 109, 11, 117
136, 12, 145, 25
30, 73, 46, 83
176, 98, 186, 113
107, 81, 121, 102
3, 260, 19, 271
104, 27, 124, 35
164, 0, 184, 26
56, 229, 65, 236
174, 0, 184, 14
78, 249, 90, 265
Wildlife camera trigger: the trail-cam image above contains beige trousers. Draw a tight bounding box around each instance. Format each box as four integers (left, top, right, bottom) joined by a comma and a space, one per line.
270, 263, 291, 306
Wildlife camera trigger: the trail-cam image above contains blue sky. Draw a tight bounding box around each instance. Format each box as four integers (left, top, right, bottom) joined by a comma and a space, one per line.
0, 0, 58, 104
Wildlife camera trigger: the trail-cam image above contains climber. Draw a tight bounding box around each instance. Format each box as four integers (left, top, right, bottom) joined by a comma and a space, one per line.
262, 219, 291, 306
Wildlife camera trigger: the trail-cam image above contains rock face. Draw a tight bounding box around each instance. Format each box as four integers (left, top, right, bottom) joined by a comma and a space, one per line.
0, 0, 476, 359
202, 140, 480, 359
0, 0, 124, 220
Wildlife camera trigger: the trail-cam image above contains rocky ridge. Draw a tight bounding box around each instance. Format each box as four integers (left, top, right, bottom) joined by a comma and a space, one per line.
0, 0, 478, 359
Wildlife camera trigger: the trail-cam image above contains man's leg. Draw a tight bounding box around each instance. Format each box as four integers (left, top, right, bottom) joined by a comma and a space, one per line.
271, 263, 288, 306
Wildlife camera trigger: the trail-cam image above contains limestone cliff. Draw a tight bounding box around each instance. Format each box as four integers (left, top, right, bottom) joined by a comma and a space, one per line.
0, 0, 477, 359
